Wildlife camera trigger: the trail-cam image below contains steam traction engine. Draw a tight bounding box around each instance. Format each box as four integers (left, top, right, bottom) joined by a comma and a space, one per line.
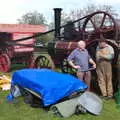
35, 8, 120, 92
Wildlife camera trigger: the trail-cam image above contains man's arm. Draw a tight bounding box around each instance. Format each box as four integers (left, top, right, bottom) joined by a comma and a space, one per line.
67, 50, 80, 69
99, 46, 114, 60
89, 58, 96, 68
68, 60, 80, 69
99, 53, 114, 60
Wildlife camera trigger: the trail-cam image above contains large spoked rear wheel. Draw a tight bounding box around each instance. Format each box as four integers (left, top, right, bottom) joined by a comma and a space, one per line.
0, 54, 11, 72
82, 11, 118, 40
34, 55, 55, 70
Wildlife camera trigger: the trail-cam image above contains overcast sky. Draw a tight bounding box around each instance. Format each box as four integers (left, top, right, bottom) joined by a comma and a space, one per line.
0, 0, 120, 24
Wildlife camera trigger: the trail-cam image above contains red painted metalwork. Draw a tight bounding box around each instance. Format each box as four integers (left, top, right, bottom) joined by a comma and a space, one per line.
0, 24, 45, 72
0, 54, 11, 72
12, 33, 35, 53
0, 24, 46, 33
25, 54, 35, 68
82, 11, 119, 40
47, 11, 119, 75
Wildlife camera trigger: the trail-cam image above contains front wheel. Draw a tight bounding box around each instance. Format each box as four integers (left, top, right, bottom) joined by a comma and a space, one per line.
34, 55, 55, 70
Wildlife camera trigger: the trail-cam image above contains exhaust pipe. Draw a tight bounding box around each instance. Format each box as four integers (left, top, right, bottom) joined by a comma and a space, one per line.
54, 8, 62, 38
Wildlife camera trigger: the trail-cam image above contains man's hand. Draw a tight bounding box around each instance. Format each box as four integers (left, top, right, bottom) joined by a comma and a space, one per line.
89, 58, 96, 69
73, 65, 80, 69
68, 61, 80, 69
93, 64, 96, 69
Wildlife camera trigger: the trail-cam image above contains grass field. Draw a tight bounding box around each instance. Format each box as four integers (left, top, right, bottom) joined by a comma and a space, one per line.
0, 91, 120, 120
0, 64, 120, 120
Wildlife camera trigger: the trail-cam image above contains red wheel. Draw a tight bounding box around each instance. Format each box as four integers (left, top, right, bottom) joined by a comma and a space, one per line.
82, 11, 119, 40
0, 54, 11, 72
25, 55, 35, 68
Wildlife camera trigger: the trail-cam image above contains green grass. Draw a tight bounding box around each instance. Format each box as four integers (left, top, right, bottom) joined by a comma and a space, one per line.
0, 63, 120, 120
0, 91, 54, 120
0, 89, 120, 120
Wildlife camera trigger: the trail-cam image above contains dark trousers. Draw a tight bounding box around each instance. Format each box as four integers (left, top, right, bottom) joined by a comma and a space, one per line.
77, 71, 91, 91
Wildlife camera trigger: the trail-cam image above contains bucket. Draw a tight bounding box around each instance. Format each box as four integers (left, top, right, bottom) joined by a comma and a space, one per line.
114, 89, 120, 109
114, 90, 120, 104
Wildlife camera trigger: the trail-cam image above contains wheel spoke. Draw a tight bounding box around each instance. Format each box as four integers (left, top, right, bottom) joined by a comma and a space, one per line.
46, 59, 50, 67
82, 11, 117, 40
45, 58, 49, 66
100, 14, 106, 28
41, 58, 45, 65
90, 18, 97, 31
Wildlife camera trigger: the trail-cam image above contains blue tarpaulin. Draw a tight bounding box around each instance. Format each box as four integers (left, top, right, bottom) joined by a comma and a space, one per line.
11, 68, 87, 106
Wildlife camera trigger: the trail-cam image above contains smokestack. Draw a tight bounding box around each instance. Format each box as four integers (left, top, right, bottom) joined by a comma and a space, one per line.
54, 8, 62, 38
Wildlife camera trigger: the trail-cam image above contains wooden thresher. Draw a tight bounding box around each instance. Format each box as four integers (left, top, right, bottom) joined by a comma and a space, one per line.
0, 24, 45, 72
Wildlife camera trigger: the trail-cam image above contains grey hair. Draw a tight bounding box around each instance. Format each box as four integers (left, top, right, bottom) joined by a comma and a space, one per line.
77, 40, 86, 45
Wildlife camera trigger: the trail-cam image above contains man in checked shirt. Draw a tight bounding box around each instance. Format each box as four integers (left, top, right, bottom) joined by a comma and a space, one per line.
67, 40, 96, 91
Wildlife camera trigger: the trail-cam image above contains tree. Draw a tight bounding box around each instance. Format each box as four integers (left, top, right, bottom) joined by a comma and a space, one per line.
60, 4, 118, 25
17, 11, 46, 25
17, 11, 54, 43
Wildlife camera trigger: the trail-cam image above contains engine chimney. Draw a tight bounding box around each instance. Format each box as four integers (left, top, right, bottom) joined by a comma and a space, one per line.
54, 8, 62, 38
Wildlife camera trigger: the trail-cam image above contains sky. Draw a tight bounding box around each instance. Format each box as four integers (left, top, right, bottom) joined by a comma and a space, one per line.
0, 0, 120, 24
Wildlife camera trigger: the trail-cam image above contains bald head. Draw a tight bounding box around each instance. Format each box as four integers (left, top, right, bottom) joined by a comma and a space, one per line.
77, 40, 86, 50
